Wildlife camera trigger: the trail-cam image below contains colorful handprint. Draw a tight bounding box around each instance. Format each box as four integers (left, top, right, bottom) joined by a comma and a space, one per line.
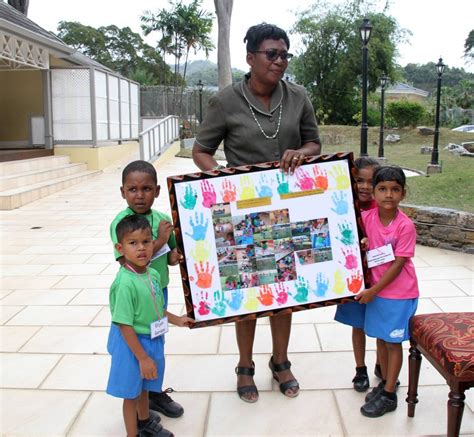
220, 179, 237, 203
276, 172, 290, 195
332, 270, 345, 294
240, 175, 256, 199
274, 282, 289, 305
185, 212, 208, 241
329, 164, 351, 190
315, 272, 329, 297
295, 167, 315, 191
190, 240, 211, 262
341, 247, 358, 270
256, 174, 273, 198
331, 192, 349, 215
200, 179, 216, 208
291, 276, 310, 303
211, 290, 226, 317
194, 261, 215, 289
225, 287, 244, 311
179, 184, 197, 210
336, 221, 355, 246
313, 166, 329, 191
194, 291, 210, 316
347, 271, 363, 293
257, 284, 275, 306
244, 288, 259, 311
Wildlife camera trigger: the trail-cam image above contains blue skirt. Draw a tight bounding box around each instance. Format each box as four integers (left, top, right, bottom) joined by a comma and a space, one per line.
106, 323, 165, 399
334, 301, 366, 329
364, 296, 418, 343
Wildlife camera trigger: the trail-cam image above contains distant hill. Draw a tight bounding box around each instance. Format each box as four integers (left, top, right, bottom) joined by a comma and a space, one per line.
175, 60, 246, 87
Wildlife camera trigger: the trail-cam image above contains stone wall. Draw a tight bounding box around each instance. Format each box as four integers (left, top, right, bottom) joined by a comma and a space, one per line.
400, 204, 474, 254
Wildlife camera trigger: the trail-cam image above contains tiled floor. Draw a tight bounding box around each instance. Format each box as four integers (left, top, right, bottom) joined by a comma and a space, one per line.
1, 145, 473, 436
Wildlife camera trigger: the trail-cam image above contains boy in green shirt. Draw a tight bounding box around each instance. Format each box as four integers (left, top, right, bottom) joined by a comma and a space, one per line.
107, 215, 193, 437
110, 160, 184, 418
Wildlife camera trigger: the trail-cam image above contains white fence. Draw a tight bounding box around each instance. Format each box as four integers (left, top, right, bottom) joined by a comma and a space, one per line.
139, 115, 179, 162
51, 68, 139, 145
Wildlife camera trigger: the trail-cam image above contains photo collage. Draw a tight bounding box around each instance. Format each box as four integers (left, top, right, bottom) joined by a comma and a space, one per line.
212, 203, 333, 291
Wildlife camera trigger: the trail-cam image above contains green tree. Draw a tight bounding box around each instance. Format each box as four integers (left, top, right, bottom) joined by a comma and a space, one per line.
141, 0, 214, 113
464, 30, 474, 62
56, 21, 173, 85
292, 0, 407, 125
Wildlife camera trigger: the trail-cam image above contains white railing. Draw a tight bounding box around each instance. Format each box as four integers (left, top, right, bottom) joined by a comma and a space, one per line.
139, 115, 180, 162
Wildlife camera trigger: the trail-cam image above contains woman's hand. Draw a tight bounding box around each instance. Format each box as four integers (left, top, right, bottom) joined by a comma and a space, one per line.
280, 149, 305, 175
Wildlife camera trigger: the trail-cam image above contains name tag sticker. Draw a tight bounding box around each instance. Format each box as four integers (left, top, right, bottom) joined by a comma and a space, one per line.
367, 244, 395, 268
151, 244, 170, 261
150, 316, 169, 339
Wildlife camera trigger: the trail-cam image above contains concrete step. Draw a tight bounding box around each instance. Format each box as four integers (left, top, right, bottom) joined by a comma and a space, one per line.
0, 148, 54, 163
0, 162, 88, 191
0, 155, 71, 176
0, 170, 102, 210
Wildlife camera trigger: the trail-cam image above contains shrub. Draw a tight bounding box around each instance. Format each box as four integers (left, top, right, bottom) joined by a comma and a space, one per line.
386, 100, 427, 128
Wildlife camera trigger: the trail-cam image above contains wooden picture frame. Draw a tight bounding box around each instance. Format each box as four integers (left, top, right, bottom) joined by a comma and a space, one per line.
168, 152, 368, 328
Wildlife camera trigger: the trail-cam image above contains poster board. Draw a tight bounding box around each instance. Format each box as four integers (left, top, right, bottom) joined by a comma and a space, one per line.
168, 152, 368, 328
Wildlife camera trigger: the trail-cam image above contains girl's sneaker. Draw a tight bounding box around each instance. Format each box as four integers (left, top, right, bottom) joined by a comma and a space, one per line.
352, 366, 369, 392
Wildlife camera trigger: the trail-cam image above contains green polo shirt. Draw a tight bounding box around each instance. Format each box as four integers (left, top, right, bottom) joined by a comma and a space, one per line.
110, 207, 176, 288
109, 266, 164, 334
196, 75, 320, 167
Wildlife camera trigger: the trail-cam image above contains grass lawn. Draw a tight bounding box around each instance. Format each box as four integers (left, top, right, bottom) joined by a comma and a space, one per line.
319, 125, 474, 213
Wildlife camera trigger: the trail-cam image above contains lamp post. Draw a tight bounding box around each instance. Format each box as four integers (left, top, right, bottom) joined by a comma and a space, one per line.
378, 73, 388, 160
197, 79, 204, 124
359, 17, 373, 157
428, 58, 445, 173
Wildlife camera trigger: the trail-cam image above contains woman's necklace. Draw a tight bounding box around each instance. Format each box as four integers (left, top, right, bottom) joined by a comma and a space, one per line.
248, 101, 283, 140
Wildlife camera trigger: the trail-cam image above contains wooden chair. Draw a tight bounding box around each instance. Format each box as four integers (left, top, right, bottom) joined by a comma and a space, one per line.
407, 312, 474, 437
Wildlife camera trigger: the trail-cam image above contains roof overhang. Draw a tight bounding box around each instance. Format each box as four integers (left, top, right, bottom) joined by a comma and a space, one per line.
0, 19, 73, 70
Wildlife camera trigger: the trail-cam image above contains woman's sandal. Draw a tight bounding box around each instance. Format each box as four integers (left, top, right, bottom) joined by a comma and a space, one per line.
269, 356, 300, 398
235, 362, 259, 403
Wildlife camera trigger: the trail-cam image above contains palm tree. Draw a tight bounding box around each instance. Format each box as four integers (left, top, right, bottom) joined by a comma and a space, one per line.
141, 0, 214, 115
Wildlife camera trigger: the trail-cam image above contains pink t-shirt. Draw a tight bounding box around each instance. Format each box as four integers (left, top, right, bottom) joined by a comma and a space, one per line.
362, 208, 419, 299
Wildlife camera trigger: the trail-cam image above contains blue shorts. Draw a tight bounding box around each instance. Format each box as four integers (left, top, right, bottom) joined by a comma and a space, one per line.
106, 323, 165, 399
334, 301, 366, 329
364, 296, 418, 343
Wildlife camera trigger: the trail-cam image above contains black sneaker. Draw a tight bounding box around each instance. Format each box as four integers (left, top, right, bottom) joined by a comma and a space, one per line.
352, 372, 369, 392
365, 381, 384, 402
361, 392, 397, 418
149, 388, 184, 418
138, 411, 174, 437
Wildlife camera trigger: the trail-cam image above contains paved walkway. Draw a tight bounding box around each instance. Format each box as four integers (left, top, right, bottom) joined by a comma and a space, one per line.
1, 146, 473, 436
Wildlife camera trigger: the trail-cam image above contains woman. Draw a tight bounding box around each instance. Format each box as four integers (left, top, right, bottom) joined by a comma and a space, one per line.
192, 23, 322, 403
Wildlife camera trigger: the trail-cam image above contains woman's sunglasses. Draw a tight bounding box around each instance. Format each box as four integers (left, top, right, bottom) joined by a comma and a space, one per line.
253, 49, 294, 62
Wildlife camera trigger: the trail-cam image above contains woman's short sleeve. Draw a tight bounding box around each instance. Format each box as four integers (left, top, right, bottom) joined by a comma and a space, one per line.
195, 95, 227, 151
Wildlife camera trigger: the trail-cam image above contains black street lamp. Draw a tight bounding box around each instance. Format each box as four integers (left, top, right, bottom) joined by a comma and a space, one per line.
430, 58, 445, 168
378, 73, 388, 159
359, 17, 373, 157
197, 79, 204, 123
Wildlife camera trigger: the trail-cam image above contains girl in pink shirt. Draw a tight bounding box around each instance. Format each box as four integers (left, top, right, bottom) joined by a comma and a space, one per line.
356, 166, 419, 418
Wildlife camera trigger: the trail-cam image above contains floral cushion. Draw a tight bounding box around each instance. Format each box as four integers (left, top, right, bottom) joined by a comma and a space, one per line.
410, 312, 474, 381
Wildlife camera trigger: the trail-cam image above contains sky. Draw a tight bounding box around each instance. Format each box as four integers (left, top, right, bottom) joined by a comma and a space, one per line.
25, 0, 473, 73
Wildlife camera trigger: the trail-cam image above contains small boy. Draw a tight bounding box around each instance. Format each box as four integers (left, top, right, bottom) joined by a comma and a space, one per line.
110, 160, 183, 418
106, 215, 194, 436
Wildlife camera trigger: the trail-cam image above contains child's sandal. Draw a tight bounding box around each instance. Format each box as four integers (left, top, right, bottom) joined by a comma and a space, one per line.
269, 356, 300, 398
235, 362, 259, 403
